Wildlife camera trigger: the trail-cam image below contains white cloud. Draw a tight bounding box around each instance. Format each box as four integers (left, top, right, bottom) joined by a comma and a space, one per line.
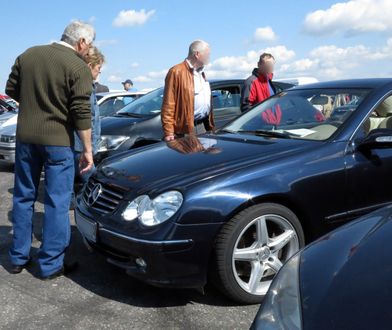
105, 38, 392, 89
107, 75, 123, 83
95, 39, 118, 47
133, 69, 168, 83
253, 26, 277, 42
113, 9, 155, 27
263, 46, 295, 62
131, 62, 140, 68
206, 45, 295, 79
303, 0, 392, 36
133, 76, 153, 83
278, 40, 392, 80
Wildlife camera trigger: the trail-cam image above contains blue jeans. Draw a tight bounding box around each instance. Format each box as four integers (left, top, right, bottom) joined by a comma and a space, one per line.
9, 142, 74, 276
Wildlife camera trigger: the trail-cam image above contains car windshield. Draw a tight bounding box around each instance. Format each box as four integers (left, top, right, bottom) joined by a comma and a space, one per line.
224, 88, 371, 141
118, 88, 163, 116
0, 99, 16, 112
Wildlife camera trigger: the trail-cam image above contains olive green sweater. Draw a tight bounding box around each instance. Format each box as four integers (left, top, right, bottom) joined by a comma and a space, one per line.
5, 43, 92, 146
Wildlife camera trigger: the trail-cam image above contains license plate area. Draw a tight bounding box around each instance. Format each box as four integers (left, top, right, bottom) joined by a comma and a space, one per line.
75, 212, 97, 243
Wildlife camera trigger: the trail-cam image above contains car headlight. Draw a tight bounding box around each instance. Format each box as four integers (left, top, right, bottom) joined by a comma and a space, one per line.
251, 253, 302, 330
122, 191, 183, 226
98, 135, 129, 152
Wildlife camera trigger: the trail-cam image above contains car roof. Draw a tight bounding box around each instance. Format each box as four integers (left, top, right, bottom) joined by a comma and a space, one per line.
290, 78, 392, 90
209, 79, 245, 84
96, 91, 149, 97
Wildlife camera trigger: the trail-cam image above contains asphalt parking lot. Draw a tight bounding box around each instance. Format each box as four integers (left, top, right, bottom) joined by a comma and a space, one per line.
0, 164, 258, 330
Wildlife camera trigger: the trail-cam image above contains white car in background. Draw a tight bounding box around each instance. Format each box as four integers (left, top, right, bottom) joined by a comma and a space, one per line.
97, 90, 153, 118
0, 89, 156, 165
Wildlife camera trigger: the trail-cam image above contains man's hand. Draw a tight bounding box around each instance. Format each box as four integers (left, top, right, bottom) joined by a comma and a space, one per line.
164, 135, 175, 141
79, 150, 94, 175
77, 128, 93, 175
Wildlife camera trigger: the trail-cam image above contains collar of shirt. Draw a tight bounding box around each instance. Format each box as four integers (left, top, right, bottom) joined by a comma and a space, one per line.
56, 41, 76, 51
186, 59, 204, 74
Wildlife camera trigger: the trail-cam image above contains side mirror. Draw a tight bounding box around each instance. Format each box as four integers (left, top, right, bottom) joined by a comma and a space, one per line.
359, 129, 392, 150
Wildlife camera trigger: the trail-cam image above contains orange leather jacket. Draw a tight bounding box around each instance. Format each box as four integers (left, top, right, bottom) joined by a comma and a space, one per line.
161, 60, 214, 137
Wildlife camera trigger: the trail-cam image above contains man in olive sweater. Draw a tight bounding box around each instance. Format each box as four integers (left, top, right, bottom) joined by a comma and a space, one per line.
5, 21, 95, 280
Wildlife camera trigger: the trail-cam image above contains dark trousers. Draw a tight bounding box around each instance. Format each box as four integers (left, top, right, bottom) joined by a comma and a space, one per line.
9, 142, 74, 276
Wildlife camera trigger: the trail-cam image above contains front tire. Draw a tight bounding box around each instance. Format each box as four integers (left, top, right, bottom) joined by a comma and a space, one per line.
214, 203, 305, 304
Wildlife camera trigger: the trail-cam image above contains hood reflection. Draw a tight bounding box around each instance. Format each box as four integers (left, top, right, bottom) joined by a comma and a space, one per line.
167, 135, 222, 155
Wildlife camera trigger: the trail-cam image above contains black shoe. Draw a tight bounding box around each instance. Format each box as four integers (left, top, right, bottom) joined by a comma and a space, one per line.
40, 262, 79, 281
10, 258, 32, 274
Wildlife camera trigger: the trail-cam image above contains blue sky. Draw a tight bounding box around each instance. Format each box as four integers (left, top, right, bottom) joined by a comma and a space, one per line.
2, 0, 392, 91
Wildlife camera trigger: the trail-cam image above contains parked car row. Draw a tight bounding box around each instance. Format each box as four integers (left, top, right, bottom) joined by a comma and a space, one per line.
96, 79, 292, 161
75, 78, 392, 305
0, 90, 148, 165
0, 100, 18, 164
0, 80, 292, 165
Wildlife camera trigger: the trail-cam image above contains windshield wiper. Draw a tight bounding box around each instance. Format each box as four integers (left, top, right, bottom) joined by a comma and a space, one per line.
219, 128, 236, 134
115, 112, 143, 118
237, 129, 291, 139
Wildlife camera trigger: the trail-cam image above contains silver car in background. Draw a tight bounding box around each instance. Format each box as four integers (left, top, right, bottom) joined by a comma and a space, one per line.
0, 123, 16, 164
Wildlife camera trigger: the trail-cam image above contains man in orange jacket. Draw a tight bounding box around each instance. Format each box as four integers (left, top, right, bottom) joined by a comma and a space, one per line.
161, 40, 214, 141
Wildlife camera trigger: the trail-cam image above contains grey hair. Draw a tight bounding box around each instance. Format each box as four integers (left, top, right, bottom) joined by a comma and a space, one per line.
188, 40, 209, 57
61, 20, 95, 46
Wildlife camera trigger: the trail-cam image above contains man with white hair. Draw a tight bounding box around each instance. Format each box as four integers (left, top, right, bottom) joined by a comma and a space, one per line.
161, 40, 214, 141
5, 20, 95, 280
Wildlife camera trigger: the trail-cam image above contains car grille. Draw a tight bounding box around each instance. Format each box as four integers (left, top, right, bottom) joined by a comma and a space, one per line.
83, 178, 124, 214
0, 135, 15, 143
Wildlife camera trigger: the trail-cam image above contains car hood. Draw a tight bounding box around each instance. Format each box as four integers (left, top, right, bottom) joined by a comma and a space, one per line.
0, 112, 17, 124
100, 115, 151, 134
95, 133, 319, 196
300, 204, 392, 329
0, 123, 16, 135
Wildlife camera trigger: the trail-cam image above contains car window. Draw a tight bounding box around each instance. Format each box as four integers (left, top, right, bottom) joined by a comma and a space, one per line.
225, 88, 371, 141
99, 97, 128, 117
123, 96, 135, 105
212, 86, 241, 116
361, 95, 392, 135
118, 88, 164, 116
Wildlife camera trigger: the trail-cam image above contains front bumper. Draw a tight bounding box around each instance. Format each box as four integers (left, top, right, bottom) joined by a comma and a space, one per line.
0, 144, 15, 164
75, 206, 223, 288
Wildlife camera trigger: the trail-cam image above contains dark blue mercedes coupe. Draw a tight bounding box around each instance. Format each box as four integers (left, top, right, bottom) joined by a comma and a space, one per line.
75, 78, 392, 304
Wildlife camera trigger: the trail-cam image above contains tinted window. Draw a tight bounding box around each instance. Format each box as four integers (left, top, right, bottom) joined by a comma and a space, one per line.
225, 88, 371, 141
118, 88, 164, 116
212, 86, 241, 113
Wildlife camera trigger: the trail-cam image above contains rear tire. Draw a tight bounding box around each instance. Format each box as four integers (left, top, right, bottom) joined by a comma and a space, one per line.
213, 203, 305, 304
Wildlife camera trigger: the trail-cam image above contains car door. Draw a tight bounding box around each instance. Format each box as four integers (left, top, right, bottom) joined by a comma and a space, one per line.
211, 84, 242, 128
344, 95, 392, 219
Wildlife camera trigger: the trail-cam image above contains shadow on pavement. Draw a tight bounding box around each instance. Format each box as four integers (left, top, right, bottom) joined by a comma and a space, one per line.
65, 226, 240, 308
0, 216, 241, 309
0, 164, 14, 173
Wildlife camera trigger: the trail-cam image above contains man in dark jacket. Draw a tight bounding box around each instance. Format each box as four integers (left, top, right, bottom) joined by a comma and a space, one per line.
241, 53, 276, 112
5, 20, 95, 280
94, 82, 109, 93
